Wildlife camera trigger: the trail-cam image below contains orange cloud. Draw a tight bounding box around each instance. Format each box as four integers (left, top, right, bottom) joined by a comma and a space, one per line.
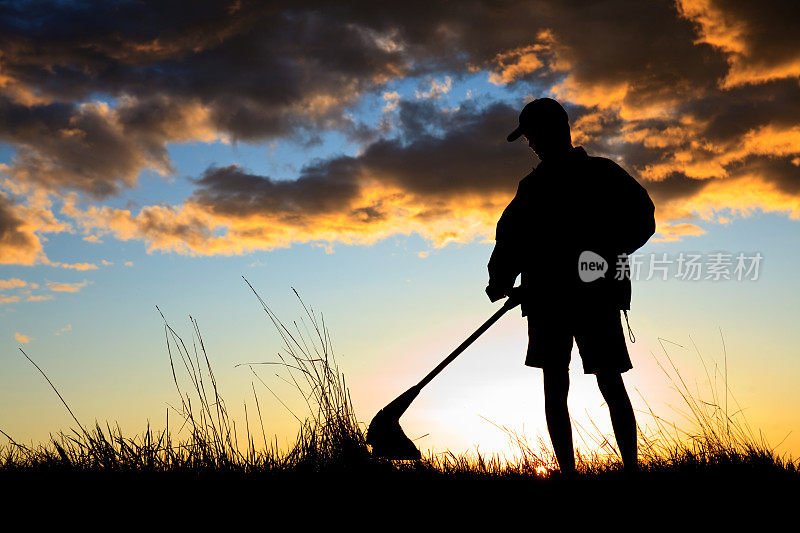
646, 170, 800, 245
63, 183, 512, 257
48, 261, 99, 271
488, 45, 544, 85
56, 110, 799, 257
46, 280, 89, 293
0, 193, 47, 266
27, 294, 54, 302
2, 0, 797, 262
689, 173, 800, 222
485, 30, 569, 86
570, 111, 608, 145
0, 278, 27, 289
677, 0, 800, 87
14, 332, 31, 343
652, 222, 707, 243
676, 0, 746, 55
382, 91, 401, 112
0, 186, 76, 266
640, 123, 800, 181
551, 76, 629, 113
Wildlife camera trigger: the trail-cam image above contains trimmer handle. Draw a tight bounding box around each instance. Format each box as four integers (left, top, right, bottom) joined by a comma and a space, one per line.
414, 288, 522, 390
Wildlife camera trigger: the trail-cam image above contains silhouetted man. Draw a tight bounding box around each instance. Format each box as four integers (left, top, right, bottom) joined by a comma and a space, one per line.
487, 98, 655, 474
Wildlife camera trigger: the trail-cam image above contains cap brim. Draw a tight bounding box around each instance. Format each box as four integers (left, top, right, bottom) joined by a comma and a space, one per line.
506, 126, 523, 143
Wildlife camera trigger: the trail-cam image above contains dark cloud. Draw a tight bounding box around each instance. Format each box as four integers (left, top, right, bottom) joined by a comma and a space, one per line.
0, 0, 798, 257
0, 0, 416, 195
192, 101, 528, 219
537, 1, 729, 106
0, 1, 732, 143
643, 172, 711, 204
0, 2, 781, 179
0, 193, 41, 264
678, 0, 800, 85
731, 156, 800, 196
361, 101, 527, 196
0, 96, 177, 197
721, 0, 800, 59
189, 98, 729, 238
562, 77, 800, 201
699, 81, 800, 139
193, 159, 362, 220
0, 1, 407, 135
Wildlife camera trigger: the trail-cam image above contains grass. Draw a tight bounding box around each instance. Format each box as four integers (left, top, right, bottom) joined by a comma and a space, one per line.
1, 279, 797, 492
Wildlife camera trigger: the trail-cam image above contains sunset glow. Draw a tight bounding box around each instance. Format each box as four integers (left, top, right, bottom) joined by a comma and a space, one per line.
1, 0, 798, 461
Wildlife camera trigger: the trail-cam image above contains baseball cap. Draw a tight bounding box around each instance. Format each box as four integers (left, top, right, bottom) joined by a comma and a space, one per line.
506, 98, 569, 142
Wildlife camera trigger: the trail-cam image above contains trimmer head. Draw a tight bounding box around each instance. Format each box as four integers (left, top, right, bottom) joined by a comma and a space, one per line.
366, 297, 519, 460
366, 386, 422, 460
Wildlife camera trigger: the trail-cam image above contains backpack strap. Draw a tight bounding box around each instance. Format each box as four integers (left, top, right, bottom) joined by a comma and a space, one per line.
623, 309, 636, 343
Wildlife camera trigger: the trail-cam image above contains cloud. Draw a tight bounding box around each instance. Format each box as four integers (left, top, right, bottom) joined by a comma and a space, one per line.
677, 0, 800, 87
0, 278, 52, 304
686, 172, 800, 222
63, 101, 529, 253
2, 0, 726, 196
0, 192, 45, 265
14, 332, 30, 343
0, 278, 27, 289
0, 186, 76, 266
62, 89, 800, 256
46, 279, 89, 293
486, 38, 552, 85
382, 91, 401, 112
0, 190, 100, 269
53, 324, 71, 336
0, 1, 411, 199
652, 222, 707, 243
0, 0, 799, 263
27, 294, 54, 302
415, 77, 453, 100
0, 97, 214, 197
49, 261, 99, 271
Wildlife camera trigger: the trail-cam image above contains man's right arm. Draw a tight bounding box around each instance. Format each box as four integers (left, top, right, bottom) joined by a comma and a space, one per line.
486, 179, 528, 301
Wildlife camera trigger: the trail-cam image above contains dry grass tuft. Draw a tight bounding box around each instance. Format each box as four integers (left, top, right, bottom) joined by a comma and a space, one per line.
1, 282, 797, 485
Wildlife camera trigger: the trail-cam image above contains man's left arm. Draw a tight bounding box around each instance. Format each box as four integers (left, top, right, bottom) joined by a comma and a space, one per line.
611, 163, 656, 255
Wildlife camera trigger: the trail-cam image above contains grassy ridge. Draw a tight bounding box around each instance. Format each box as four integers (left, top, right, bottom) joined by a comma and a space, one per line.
1, 281, 797, 487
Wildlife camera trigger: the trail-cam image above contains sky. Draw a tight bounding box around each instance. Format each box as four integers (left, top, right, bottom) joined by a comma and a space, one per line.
0, 0, 798, 460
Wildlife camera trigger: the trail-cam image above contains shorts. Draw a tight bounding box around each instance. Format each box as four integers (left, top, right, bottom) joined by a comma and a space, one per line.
525, 307, 632, 374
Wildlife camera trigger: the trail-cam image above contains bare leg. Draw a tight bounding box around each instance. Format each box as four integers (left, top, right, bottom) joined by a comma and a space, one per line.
596, 372, 637, 472
543, 368, 575, 474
